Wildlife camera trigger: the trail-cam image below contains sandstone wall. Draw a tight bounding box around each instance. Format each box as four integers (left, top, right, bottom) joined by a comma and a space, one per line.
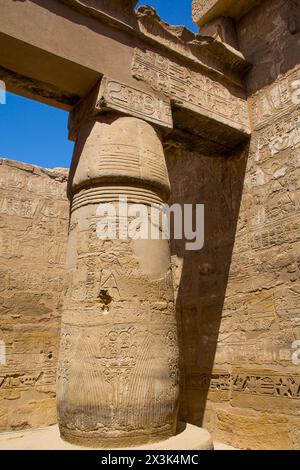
168, 0, 300, 450
0, 159, 69, 431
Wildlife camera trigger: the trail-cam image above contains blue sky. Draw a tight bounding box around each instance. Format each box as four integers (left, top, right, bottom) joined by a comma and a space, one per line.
0, 1, 196, 169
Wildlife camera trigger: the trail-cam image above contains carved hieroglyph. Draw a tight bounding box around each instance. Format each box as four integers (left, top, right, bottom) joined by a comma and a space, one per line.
57, 116, 179, 447
99, 77, 173, 128
249, 67, 300, 130
68, 77, 173, 141
132, 48, 250, 134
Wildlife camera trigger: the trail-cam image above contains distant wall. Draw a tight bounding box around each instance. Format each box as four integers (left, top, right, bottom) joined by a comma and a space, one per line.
0, 159, 69, 431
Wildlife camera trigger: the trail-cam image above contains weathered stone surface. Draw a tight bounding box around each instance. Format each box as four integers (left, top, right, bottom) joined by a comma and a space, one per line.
68, 77, 173, 141
192, 0, 261, 27
215, 406, 295, 450
0, 159, 69, 431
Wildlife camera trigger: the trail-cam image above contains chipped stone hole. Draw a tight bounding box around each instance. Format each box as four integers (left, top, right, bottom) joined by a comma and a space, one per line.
97, 289, 113, 314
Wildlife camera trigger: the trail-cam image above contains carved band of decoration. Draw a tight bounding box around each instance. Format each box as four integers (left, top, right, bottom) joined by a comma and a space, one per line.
186, 371, 300, 400
187, 372, 231, 391
232, 373, 300, 399
131, 48, 250, 135
0, 370, 56, 389
71, 186, 165, 212
68, 77, 173, 140
99, 77, 173, 128
69, 124, 171, 200
253, 109, 300, 157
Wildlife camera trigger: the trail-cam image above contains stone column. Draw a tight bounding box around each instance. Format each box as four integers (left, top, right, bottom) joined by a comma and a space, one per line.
57, 114, 179, 447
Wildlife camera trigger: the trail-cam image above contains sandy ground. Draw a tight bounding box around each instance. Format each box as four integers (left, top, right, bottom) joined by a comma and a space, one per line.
0, 424, 237, 450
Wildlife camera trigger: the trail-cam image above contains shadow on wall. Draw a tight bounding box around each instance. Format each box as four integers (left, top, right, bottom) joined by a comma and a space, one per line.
165, 143, 248, 427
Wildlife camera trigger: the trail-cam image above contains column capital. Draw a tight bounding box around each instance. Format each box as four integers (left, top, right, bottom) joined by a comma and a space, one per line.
68, 77, 173, 141
68, 116, 171, 203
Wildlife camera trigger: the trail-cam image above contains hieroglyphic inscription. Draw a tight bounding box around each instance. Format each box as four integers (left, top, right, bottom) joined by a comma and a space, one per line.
250, 67, 300, 130
187, 372, 231, 391
99, 77, 173, 128
131, 48, 250, 133
253, 112, 300, 157
95, 326, 137, 383
233, 372, 300, 399
249, 217, 300, 250
186, 371, 300, 400
0, 370, 56, 390
0, 159, 69, 431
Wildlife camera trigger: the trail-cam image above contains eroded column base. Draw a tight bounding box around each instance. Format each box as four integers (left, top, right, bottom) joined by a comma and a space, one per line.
0, 424, 214, 450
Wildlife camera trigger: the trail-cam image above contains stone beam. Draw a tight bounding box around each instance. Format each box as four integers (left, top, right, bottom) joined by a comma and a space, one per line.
0, 0, 251, 147
131, 48, 250, 138
192, 0, 262, 28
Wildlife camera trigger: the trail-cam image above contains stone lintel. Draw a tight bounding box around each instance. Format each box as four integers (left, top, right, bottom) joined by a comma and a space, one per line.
68, 76, 173, 140
192, 0, 262, 28
131, 48, 251, 140
0, 0, 250, 116
0, 65, 79, 111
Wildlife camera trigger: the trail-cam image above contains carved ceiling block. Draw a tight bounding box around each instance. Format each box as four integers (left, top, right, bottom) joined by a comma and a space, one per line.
192, 0, 261, 28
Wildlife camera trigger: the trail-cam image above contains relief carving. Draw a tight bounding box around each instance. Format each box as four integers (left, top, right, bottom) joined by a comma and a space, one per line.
250, 68, 300, 130
69, 77, 173, 140
232, 373, 300, 400
99, 77, 173, 128
254, 111, 300, 157
131, 48, 250, 133
187, 372, 231, 391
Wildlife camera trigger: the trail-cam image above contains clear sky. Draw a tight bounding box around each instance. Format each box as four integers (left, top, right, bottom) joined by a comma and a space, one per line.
0, 1, 196, 169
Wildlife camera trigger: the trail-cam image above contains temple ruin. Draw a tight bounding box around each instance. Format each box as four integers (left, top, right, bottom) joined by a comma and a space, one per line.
0, 0, 299, 450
